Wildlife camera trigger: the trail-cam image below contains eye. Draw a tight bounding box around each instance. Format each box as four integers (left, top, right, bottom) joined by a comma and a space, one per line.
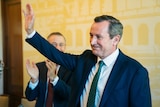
96, 35, 102, 40
90, 34, 93, 38
52, 43, 57, 47
90, 34, 93, 37
59, 43, 65, 47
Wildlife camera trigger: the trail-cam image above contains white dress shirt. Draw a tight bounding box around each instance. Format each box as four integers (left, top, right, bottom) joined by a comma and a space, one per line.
80, 49, 119, 107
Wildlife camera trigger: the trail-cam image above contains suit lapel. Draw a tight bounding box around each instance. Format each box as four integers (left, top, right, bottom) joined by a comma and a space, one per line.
57, 66, 64, 77
99, 51, 127, 106
75, 53, 97, 105
37, 61, 48, 82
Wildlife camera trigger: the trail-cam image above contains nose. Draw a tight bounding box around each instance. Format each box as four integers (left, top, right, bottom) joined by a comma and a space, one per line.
90, 36, 97, 45
56, 45, 61, 51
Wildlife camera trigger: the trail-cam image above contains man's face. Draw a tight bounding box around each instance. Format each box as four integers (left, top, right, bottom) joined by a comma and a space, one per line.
90, 21, 119, 59
47, 35, 66, 52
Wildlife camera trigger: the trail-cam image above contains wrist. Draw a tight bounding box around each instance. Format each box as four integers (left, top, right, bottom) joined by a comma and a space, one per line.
49, 74, 57, 82
27, 29, 34, 35
30, 78, 38, 83
49, 77, 55, 82
51, 76, 59, 86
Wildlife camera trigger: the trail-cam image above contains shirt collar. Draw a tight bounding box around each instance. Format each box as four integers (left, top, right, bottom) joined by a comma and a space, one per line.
98, 48, 119, 67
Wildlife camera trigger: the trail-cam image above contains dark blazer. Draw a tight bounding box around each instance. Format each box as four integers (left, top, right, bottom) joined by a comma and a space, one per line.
25, 61, 72, 107
26, 32, 152, 107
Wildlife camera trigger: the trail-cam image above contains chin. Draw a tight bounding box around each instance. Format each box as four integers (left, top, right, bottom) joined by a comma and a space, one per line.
92, 50, 98, 55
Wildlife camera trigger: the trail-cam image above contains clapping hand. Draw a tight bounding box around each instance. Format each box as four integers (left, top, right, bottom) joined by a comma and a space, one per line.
45, 60, 57, 82
26, 59, 39, 83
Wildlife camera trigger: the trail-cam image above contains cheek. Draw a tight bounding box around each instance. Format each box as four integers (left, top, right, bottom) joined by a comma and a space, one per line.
101, 41, 111, 50
61, 47, 65, 52
98, 40, 107, 47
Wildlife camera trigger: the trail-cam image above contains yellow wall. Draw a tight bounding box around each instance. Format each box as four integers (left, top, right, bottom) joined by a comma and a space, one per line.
22, 0, 160, 107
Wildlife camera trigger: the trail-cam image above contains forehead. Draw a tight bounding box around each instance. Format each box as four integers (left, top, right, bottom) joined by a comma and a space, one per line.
90, 21, 110, 34
48, 35, 65, 43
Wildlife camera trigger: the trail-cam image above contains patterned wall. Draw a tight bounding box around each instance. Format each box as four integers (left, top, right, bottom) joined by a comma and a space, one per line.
22, 0, 160, 106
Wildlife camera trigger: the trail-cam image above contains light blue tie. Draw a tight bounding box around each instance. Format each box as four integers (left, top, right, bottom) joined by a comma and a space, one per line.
87, 61, 104, 107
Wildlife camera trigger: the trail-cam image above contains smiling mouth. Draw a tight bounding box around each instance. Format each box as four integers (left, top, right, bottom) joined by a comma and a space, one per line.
92, 46, 99, 50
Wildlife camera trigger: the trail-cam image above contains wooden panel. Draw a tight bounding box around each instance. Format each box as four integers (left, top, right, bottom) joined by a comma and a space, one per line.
0, 95, 9, 107
21, 97, 36, 107
2, 0, 23, 107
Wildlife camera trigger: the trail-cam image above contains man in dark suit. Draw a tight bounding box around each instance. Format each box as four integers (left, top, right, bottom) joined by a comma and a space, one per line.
25, 32, 72, 107
23, 4, 152, 107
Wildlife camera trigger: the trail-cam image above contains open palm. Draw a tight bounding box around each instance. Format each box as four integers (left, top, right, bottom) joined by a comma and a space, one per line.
23, 4, 35, 35
26, 59, 39, 81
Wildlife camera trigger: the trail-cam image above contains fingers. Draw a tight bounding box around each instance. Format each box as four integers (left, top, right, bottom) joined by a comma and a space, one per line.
26, 59, 31, 69
26, 59, 39, 82
45, 60, 56, 69
45, 60, 50, 69
26, 59, 36, 69
23, 4, 32, 17
32, 61, 36, 68
45, 60, 57, 79
46, 60, 57, 79
26, 59, 32, 76
25, 4, 33, 15
26, 4, 32, 13
23, 3, 35, 35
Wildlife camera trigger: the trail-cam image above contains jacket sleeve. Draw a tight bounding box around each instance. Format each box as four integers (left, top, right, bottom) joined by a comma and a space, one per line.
25, 82, 39, 101
25, 32, 77, 71
129, 67, 152, 107
54, 79, 71, 100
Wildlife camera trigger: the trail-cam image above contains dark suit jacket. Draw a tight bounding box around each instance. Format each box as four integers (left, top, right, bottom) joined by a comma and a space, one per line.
26, 32, 152, 107
25, 61, 72, 107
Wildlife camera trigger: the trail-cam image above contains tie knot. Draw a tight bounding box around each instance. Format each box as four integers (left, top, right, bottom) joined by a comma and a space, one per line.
99, 61, 104, 67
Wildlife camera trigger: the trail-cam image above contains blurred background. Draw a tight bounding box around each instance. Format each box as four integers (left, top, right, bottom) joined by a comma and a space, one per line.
0, 0, 159, 107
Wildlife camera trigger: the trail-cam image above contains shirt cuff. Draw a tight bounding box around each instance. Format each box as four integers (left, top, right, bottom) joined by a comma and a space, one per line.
29, 80, 39, 90
51, 76, 59, 86
26, 30, 36, 38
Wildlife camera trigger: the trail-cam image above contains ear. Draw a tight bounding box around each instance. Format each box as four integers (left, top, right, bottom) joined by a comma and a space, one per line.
112, 35, 120, 46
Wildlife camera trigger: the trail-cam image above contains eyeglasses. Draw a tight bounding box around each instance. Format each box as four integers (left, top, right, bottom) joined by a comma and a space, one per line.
51, 43, 66, 47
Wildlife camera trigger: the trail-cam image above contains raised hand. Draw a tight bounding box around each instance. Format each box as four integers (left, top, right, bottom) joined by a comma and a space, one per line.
23, 4, 35, 35
26, 59, 39, 83
45, 60, 57, 81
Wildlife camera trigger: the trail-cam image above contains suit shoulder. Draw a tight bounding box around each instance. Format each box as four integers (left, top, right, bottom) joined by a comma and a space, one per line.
119, 51, 147, 71
82, 50, 93, 55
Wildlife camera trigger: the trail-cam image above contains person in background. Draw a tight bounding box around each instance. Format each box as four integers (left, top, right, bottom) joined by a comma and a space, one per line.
23, 4, 152, 107
25, 32, 72, 107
